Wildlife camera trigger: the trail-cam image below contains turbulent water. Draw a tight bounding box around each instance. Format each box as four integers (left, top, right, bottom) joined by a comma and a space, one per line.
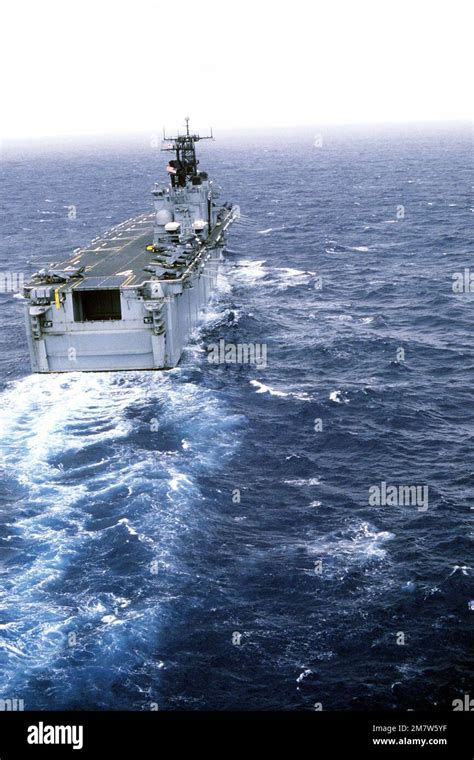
0, 124, 472, 710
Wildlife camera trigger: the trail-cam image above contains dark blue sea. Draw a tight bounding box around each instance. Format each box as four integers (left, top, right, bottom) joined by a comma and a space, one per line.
0, 124, 472, 711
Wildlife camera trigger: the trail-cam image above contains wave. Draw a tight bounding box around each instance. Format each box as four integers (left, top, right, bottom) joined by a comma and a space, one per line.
0, 371, 243, 707
231, 259, 268, 285
329, 389, 349, 404
325, 241, 373, 253
231, 260, 315, 291
284, 478, 320, 486
302, 521, 395, 573
250, 380, 312, 401
257, 226, 286, 235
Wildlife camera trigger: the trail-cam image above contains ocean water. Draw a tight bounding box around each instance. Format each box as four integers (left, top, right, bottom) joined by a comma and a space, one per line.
0, 124, 472, 711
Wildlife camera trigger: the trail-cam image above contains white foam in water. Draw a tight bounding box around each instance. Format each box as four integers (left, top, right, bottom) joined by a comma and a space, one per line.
0, 374, 147, 691
0, 371, 242, 699
303, 521, 395, 576
270, 268, 315, 291
231, 259, 267, 284
250, 380, 312, 402
275, 267, 313, 277
284, 478, 320, 486
168, 470, 193, 493
0, 374, 137, 470
215, 271, 232, 295
296, 668, 312, 683
250, 380, 288, 397
230, 259, 315, 292
257, 226, 286, 235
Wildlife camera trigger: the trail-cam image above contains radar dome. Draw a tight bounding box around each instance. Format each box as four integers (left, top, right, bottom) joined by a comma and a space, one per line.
156, 209, 173, 226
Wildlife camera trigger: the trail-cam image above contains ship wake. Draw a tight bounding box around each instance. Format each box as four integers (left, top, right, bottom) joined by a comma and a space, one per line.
0, 371, 242, 708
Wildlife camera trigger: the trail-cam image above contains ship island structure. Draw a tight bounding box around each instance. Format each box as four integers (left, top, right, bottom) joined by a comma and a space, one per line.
24, 119, 238, 372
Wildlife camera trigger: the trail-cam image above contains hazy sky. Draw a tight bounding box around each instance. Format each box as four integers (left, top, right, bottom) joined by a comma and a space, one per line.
1, 0, 472, 139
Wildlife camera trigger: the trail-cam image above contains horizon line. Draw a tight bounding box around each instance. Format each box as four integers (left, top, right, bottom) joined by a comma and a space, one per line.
1, 118, 471, 145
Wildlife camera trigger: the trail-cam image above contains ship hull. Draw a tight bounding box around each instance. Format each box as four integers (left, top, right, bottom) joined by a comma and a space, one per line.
26, 246, 222, 373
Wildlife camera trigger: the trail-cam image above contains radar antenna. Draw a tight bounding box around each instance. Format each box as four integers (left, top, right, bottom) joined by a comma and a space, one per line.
162, 118, 213, 187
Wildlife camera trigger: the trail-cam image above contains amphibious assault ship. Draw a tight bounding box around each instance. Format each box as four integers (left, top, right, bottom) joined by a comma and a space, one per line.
24, 119, 238, 372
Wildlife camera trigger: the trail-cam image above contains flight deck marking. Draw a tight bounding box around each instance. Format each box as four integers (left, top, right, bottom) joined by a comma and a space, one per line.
46, 214, 155, 272
69, 230, 154, 278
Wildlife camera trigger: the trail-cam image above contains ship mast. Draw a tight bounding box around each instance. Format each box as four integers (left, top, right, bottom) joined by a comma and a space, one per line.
162, 117, 213, 188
